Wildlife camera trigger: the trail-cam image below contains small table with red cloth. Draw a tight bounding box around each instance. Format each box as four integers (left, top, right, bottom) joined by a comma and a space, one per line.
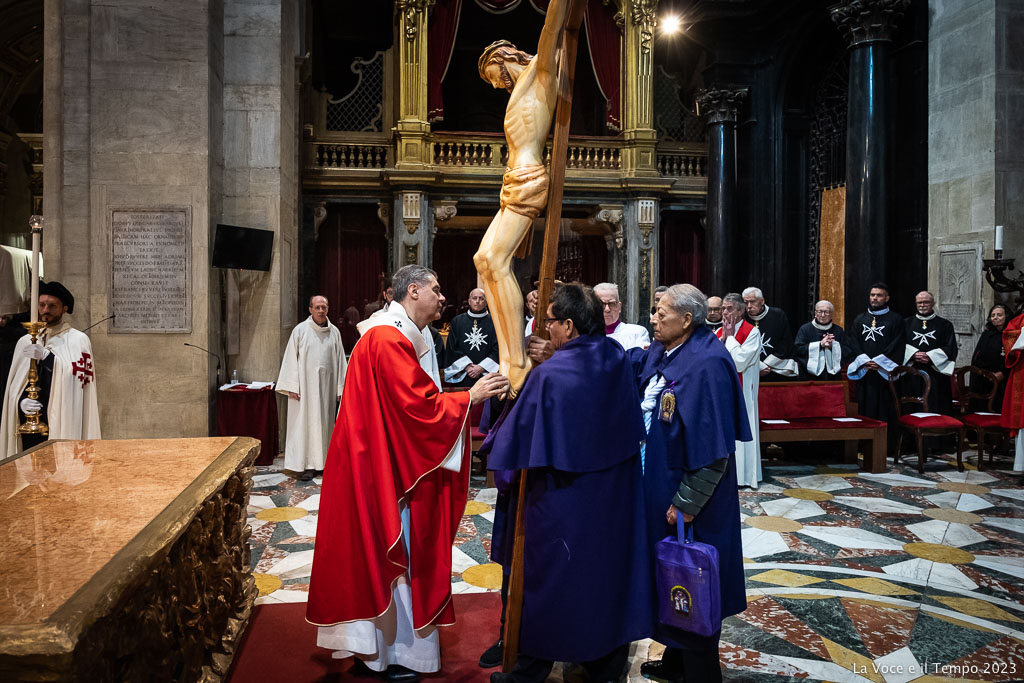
217, 385, 279, 466
758, 380, 888, 473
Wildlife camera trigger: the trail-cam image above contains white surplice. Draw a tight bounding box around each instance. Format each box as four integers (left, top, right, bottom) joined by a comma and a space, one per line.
276, 317, 347, 472
723, 324, 763, 488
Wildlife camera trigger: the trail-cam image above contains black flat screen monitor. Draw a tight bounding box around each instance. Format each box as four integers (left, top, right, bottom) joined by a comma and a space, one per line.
212, 224, 274, 271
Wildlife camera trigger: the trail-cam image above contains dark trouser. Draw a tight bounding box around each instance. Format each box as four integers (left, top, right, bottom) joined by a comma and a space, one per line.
661, 632, 722, 683
508, 643, 630, 683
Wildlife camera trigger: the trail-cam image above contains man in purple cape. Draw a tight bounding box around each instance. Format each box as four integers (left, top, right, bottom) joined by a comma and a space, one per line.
633, 284, 750, 683
485, 283, 652, 683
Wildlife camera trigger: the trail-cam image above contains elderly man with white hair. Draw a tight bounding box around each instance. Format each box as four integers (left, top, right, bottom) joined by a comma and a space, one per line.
793, 300, 853, 380
594, 282, 650, 350
716, 292, 763, 488
742, 286, 797, 378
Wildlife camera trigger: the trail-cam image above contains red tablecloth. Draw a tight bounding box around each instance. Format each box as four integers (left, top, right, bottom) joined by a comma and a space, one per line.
217, 386, 279, 466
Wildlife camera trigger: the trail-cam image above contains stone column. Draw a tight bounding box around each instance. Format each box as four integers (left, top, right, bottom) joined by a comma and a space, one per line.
394, 0, 433, 168
621, 198, 659, 323
831, 0, 909, 323
392, 191, 430, 268
620, 0, 659, 177
697, 87, 747, 296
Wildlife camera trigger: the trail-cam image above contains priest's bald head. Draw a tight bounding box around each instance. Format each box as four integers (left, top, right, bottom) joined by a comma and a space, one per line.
468, 288, 487, 313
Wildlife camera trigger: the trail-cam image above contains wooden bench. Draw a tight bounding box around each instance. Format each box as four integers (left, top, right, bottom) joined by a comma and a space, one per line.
758, 380, 888, 473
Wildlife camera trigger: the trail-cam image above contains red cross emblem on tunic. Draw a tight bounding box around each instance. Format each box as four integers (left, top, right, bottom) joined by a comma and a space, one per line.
72, 352, 94, 387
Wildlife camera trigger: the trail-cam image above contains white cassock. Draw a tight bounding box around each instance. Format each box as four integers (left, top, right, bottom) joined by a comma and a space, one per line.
318, 301, 459, 673
607, 321, 650, 350
276, 317, 347, 472
721, 323, 762, 488
0, 321, 100, 459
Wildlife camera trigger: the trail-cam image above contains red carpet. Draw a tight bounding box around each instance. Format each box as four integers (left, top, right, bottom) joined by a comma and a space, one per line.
227, 593, 501, 683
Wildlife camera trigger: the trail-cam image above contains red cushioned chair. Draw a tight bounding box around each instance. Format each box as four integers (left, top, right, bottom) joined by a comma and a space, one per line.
953, 366, 1009, 471
888, 365, 964, 473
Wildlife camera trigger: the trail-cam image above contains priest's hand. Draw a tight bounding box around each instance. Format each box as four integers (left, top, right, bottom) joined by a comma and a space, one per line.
821, 334, 834, 349
470, 373, 510, 405
23, 344, 48, 361
526, 335, 554, 364
20, 398, 42, 415
865, 360, 880, 370
759, 368, 770, 377
995, 371, 1004, 382
913, 351, 929, 364
466, 363, 485, 379
665, 505, 694, 525
287, 392, 300, 400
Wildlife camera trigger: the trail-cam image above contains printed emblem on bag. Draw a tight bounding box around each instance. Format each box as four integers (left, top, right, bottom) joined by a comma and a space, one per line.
670, 585, 691, 615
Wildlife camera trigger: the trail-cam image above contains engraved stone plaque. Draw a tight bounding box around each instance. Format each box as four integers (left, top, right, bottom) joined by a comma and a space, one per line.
110, 208, 191, 333
938, 244, 982, 335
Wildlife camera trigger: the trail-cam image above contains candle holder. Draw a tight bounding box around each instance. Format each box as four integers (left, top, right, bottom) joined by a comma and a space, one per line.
18, 321, 49, 437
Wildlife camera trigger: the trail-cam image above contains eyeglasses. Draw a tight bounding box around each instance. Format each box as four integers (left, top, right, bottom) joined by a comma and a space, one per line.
600, 301, 620, 309
543, 317, 566, 328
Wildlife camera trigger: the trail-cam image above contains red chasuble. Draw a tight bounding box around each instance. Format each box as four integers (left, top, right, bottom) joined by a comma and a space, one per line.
306, 324, 471, 629
1002, 313, 1024, 434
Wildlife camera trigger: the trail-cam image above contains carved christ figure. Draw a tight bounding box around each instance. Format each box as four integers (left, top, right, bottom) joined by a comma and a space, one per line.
475, 0, 571, 394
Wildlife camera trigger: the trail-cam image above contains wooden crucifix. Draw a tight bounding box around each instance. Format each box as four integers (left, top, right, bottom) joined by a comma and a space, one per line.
475, 0, 589, 671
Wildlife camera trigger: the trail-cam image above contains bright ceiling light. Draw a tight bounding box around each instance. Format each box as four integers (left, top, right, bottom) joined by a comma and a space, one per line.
660, 14, 682, 35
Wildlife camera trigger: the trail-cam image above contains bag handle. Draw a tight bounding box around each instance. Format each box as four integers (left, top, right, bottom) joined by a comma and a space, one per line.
676, 518, 694, 545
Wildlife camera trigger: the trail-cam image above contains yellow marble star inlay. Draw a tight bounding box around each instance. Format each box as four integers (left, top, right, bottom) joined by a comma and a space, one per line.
783, 488, 835, 501
933, 596, 1024, 623
814, 466, 859, 478
256, 506, 308, 522
832, 577, 919, 596
749, 569, 824, 587
922, 507, 983, 525
462, 562, 503, 590
821, 638, 884, 683
903, 542, 975, 564
936, 482, 990, 495
843, 597, 918, 611
253, 573, 283, 596
464, 501, 492, 516
745, 516, 804, 532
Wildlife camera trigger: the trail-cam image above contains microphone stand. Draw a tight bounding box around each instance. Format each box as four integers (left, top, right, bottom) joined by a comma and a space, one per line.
82, 314, 116, 334
183, 342, 223, 385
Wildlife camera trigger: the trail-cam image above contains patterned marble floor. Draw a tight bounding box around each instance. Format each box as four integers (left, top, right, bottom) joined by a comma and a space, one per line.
246, 449, 1024, 682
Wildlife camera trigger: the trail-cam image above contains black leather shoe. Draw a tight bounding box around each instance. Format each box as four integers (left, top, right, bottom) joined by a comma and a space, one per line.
384, 665, 420, 683
349, 659, 382, 678
300, 469, 316, 481
640, 659, 685, 683
479, 639, 503, 668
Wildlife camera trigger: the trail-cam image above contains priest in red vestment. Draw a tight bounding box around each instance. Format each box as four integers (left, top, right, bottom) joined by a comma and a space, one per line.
307, 265, 509, 682
1001, 310, 1024, 471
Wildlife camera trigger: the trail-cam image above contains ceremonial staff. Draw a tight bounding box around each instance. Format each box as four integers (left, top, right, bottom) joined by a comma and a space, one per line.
502, 0, 587, 671
20, 215, 48, 437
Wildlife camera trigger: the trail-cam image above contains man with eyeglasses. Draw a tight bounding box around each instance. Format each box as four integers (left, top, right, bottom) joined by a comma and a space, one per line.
705, 295, 724, 333
792, 300, 852, 380
594, 282, 650, 350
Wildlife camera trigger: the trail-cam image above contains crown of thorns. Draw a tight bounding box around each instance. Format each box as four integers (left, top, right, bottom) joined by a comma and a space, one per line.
478, 40, 533, 79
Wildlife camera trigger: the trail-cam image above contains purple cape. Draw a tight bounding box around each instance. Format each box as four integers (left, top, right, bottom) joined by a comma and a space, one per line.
633, 326, 750, 647
486, 334, 653, 662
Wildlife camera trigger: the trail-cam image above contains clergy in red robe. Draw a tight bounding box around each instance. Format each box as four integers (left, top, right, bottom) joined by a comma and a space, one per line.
307, 265, 509, 681
1001, 310, 1024, 470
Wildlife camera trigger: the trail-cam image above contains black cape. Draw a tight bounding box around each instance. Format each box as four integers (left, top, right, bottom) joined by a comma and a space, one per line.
443, 311, 499, 387
847, 309, 905, 421
746, 306, 795, 379
904, 314, 958, 415
793, 322, 853, 380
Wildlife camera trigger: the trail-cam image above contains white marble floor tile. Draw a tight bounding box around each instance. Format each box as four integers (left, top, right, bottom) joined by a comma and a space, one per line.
759, 497, 827, 520
906, 519, 948, 544
452, 545, 477, 574
741, 527, 791, 557
260, 588, 309, 604
313, 476, 323, 485
451, 580, 490, 594
831, 496, 922, 514
990, 488, 1024, 503
474, 487, 498, 505
266, 549, 315, 579
253, 473, 288, 487
774, 656, 877, 683
289, 515, 319, 538
249, 518, 271, 532
936, 470, 998, 484
791, 474, 854, 492
247, 494, 276, 511
941, 522, 987, 547
798, 525, 905, 550
972, 554, 1024, 581
927, 562, 979, 591
956, 494, 993, 512
872, 647, 925, 683
982, 516, 1024, 535
480, 510, 495, 523
858, 472, 937, 487
882, 558, 934, 583
923, 491, 962, 508
753, 483, 785, 493
296, 494, 320, 511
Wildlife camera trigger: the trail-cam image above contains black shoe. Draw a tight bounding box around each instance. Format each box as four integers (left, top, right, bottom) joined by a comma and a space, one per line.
300, 469, 316, 481
349, 659, 382, 678
640, 660, 685, 683
479, 639, 503, 668
384, 665, 420, 683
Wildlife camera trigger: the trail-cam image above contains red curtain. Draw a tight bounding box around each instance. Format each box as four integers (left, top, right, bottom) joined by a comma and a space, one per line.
584, 1, 621, 131
316, 222, 386, 321
659, 214, 705, 291
428, 0, 463, 123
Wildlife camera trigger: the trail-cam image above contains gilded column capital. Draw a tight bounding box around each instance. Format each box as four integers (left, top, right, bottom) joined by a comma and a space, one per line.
829, 0, 909, 48
396, 0, 435, 41
627, 0, 659, 55
696, 87, 748, 126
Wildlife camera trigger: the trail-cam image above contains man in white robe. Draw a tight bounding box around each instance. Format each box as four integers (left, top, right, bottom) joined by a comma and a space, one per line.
276, 295, 347, 480
0, 281, 100, 458
594, 282, 650, 350
716, 292, 762, 488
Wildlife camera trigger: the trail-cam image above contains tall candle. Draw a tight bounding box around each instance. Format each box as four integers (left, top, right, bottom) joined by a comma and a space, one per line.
995, 225, 1004, 252
29, 224, 40, 323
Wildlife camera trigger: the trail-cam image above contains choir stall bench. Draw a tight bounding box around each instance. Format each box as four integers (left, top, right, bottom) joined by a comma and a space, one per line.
758, 381, 888, 473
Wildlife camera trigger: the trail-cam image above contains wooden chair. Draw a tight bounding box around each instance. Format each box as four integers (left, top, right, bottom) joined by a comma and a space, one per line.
887, 365, 965, 473
953, 366, 1009, 471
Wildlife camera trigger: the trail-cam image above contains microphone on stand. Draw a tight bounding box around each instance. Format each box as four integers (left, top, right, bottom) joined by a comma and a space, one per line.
82, 314, 116, 334
184, 342, 223, 385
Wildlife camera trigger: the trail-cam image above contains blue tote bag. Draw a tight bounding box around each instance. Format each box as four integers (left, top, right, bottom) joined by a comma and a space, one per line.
654, 521, 720, 637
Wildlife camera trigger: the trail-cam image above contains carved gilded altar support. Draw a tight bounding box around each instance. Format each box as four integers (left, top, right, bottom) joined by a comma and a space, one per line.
394, 0, 435, 168
620, 0, 659, 178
